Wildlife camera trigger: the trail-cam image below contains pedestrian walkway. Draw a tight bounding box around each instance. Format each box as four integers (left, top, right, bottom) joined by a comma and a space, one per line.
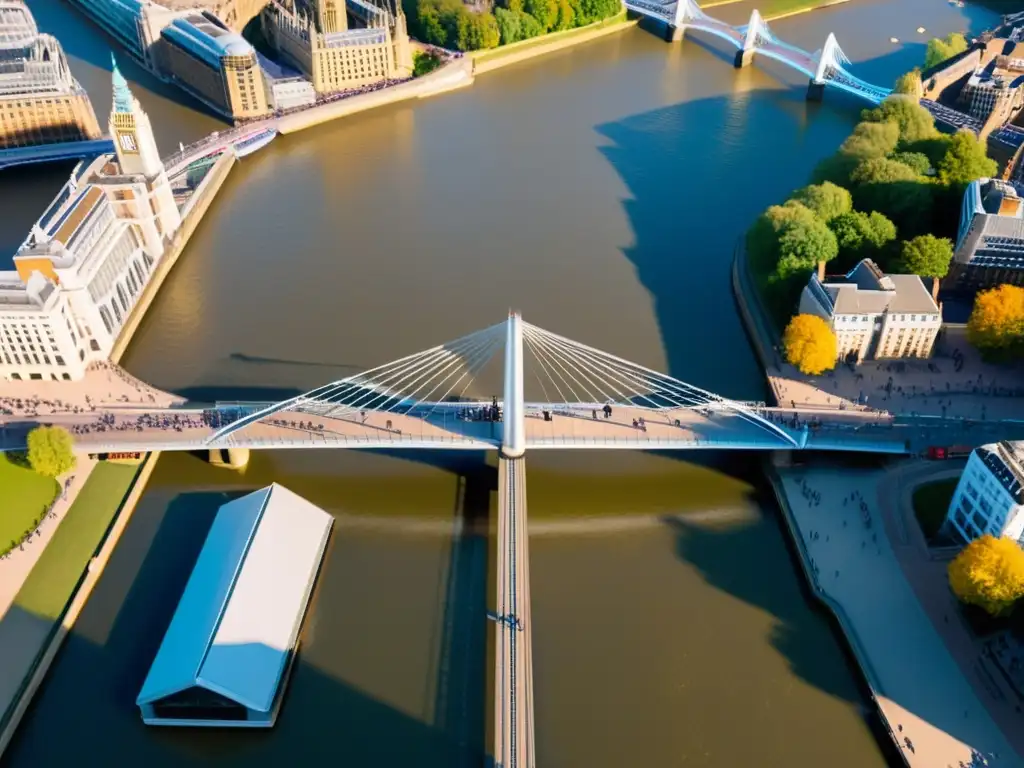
778, 467, 1021, 767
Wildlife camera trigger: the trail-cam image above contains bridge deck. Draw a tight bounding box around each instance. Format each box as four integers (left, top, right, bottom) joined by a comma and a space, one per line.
494, 456, 534, 768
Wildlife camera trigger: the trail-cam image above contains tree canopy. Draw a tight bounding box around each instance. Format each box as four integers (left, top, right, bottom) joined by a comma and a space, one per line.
791, 182, 852, 222
937, 131, 998, 187
924, 32, 968, 70
896, 234, 953, 278
829, 210, 897, 268
783, 314, 837, 375
889, 151, 931, 176
967, 284, 1024, 360
840, 120, 901, 161
26, 425, 76, 479
893, 69, 923, 97
948, 534, 1024, 617
862, 96, 938, 145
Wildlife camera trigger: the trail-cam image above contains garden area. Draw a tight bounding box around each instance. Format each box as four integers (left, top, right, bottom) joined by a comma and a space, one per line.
12, 461, 138, 623
0, 455, 59, 558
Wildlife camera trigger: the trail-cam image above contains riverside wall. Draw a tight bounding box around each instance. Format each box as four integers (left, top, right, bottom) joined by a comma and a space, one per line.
109, 152, 237, 364
471, 16, 637, 75
0, 452, 161, 759
730, 242, 784, 405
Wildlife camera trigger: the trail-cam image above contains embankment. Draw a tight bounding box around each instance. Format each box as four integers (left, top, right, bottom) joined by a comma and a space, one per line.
277, 58, 475, 134
764, 459, 910, 767
109, 152, 238, 364
471, 14, 636, 75
731, 242, 783, 404
0, 453, 161, 758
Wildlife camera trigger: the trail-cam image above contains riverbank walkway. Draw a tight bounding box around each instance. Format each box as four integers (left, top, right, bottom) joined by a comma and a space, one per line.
777, 465, 1020, 766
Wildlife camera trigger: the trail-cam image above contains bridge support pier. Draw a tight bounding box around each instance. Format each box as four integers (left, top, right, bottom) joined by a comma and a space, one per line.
664, 23, 684, 42
733, 48, 754, 68
207, 447, 250, 470
806, 79, 825, 102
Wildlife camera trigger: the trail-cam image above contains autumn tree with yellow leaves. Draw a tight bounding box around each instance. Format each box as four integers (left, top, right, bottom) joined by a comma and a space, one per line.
782, 314, 837, 375
948, 534, 1024, 617
967, 284, 1024, 360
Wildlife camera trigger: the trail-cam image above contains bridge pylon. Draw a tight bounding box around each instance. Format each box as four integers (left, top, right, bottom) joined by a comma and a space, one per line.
501, 311, 526, 458
735, 8, 761, 68
808, 31, 838, 100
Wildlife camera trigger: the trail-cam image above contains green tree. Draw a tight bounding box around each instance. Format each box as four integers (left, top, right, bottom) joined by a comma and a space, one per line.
792, 181, 852, 222
967, 284, 1024, 360
415, 0, 447, 45
889, 151, 931, 175
553, 0, 574, 30
850, 156, 921, 186
848, 156, 934, 235
841, 120, 900, 160
26, 425, 76, 479
413, 50, 444, 76
895, 234, 953, 278
948, 534, 1024, 617
494, 6, 522, 43
862, 96, 938, 144
517, 8, 543, 37
776, 214, 838, 273
937, 131, 998, 187
829, 210, 897, 267
460, 10, 500, 49
524, 0, 557, 30
924, 32, 968, 70
783, 314, 837, 375
894, 68, 922, 96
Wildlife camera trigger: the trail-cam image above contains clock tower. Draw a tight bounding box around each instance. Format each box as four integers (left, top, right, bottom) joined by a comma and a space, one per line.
108, 55, 163, 179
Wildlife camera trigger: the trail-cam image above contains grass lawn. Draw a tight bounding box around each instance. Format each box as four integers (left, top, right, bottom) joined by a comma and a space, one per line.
14, 462, 138, 622
911, 478, 959, 541
705, 0, 845, 18
0, 454, 58, 557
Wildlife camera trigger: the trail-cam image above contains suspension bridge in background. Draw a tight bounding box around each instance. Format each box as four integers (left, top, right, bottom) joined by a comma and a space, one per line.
623, 0, 892, 104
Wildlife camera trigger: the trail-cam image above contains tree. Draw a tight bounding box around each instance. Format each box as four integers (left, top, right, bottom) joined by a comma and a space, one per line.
894, 69, 923, 97
948, 534, 1024, 617
776, 213, 838, 273
26, 425, 76, 479
413, 50, 444, 76
792, 181, 852, 222
746, 201, 818, 273
460, 11, 500, 49
553, 0, 574, 30
524, 0, 557, 30
924, 32, 968, 70
937, 131, 998, 187
849, 157, 934, 236
967, 284, 1024, 360
840, 120, 900, 160
495, 6, 522, 43
783, 314, 837, 375
829, 210, 897, 267
889, 151, 931, 175
895, 234, 953, 278
861, 96, 938, 144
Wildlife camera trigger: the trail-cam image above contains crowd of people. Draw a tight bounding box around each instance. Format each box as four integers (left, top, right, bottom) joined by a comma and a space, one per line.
67, 410, 216, 438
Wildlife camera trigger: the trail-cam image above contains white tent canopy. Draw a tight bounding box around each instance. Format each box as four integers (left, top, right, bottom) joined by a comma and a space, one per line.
137, 483, 333, 727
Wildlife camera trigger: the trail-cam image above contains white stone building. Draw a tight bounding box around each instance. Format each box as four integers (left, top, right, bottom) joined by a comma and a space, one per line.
0, 62, 181, 381
945, 441, 1024, 544
798, 259, 942, 363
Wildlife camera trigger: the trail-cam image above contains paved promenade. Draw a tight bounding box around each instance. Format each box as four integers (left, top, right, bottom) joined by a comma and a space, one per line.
777, 466, 1021, 767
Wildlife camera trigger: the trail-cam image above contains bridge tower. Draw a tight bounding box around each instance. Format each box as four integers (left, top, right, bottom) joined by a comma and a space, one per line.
665, 0, 694, 42
502, 311, 526, 459
807, 31, 839, 101
734, 8, 762, 68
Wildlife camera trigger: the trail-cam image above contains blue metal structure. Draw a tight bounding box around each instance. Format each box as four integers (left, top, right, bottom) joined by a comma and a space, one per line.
623, 0, 892, 104
0, 138, 115, 172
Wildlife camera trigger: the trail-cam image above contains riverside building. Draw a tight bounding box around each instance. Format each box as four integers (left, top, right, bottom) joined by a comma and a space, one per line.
0, 63, 181, 382
798, 259, 941, 364
262, 0, 412, 95
137, 484, 332, 727
155, 11, 270, 120
950, 177, 1024, 291
0, 1, 101, 149
944, 441, 1024, 544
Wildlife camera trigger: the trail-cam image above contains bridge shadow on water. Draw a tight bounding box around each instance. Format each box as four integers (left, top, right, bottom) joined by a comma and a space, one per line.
2, 458, 492, 766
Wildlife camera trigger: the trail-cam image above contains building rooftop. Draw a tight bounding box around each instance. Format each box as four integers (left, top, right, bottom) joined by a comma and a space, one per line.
0, 1, 37, 51
161, 11, 254, 70
136, 484, 333, 716
977, 442, 1024, 505
819, 259, 939, 316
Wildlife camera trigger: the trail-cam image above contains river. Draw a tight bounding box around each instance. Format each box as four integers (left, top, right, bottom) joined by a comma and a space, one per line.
0, 0, 999, 764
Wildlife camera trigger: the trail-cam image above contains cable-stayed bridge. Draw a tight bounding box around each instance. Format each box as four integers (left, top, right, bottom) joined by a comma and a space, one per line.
3, 314, 1001, 768
623, 0, 892, 104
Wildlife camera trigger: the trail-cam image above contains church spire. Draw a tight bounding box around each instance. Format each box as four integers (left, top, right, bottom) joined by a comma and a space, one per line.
111, 54, 133, 114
